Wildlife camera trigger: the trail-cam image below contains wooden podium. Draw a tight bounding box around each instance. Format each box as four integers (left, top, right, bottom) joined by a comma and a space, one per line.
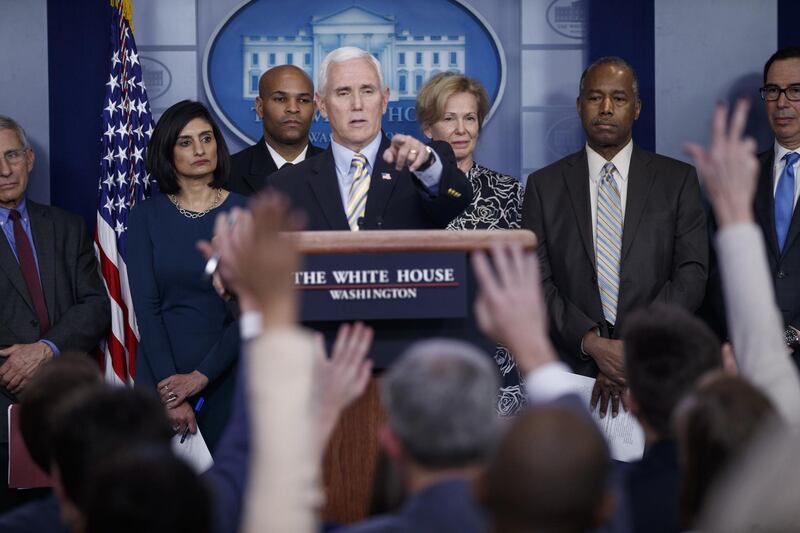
294, 229, 537, 524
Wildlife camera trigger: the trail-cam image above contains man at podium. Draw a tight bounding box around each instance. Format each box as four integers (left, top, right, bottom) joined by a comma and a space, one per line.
267, 46, 471, 231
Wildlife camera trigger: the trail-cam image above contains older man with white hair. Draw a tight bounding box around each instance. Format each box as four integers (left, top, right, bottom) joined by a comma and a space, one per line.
267, 46, 470, 230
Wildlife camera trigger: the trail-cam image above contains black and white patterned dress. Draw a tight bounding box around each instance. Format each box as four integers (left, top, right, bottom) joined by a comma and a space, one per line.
448, 162, 527, 415
447, 162, 523, 231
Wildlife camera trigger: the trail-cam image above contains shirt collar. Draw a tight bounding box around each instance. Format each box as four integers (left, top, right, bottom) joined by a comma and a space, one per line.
774, 140, 800, 165
0, 196, 28, 225
331, 132, 382, 178
586, 140, 634, 183
265, 140, 309, 168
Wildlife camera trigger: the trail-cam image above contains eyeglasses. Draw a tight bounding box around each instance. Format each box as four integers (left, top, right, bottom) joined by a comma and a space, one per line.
2, 148, 29, 165
759, 84, 800, 102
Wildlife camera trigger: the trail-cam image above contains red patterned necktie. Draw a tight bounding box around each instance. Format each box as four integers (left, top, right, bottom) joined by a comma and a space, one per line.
9, 210, 49, 335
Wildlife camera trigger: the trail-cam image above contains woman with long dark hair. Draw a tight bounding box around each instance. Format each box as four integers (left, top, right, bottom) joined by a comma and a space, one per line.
128, 100, 246, 452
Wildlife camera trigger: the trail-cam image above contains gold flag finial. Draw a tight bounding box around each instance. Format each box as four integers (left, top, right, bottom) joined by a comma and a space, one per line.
110, 0, 135, 33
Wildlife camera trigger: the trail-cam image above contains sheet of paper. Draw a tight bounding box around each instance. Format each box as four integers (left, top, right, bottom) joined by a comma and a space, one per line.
172, 427, 214, 474
557, 372, 645, 463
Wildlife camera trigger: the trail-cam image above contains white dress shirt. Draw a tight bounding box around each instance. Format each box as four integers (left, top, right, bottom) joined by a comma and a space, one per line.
265, 141, 309, 168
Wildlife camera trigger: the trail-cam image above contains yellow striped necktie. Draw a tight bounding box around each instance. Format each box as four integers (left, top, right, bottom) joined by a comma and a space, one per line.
346, 153, 370, 231
596, 162, 622, 325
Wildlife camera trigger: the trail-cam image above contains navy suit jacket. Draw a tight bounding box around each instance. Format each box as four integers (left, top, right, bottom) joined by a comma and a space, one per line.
0, 494, 65, 533
204, 361, 249, 533
621, 439, 679, 533
266, 136, 470, 230
340, 479, 486, 533
703, 149, 800, 364
228, 137, 325, 196
753, 149, 800, 331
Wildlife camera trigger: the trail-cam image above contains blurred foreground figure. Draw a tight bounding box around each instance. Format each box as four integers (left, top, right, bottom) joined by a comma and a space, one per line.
481, 405, 613, 533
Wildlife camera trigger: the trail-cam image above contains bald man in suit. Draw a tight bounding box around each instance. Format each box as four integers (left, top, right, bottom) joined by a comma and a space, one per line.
522, 57, 707, 416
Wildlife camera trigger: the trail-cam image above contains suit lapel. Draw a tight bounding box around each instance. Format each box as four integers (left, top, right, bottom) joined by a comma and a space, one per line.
244, 138, 278, 193
307, 143, 325, 158
364, 136, 399, 224
562, 150, 596, 269
621, 147, 656, 262
754, 150, 780, 258
0, 209, 35, 313
27, 202, 56, 321
306, 149, 350, 230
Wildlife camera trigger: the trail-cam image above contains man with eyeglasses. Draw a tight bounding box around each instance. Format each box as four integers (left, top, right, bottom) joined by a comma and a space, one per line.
0, 116, 109, 511
754, 47, 800, 366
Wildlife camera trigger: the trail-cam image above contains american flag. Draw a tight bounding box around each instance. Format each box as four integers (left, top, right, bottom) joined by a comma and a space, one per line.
94, 0, 155, 385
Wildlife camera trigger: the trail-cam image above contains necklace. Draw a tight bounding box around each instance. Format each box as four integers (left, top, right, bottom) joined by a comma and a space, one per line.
168, 188, 223, 219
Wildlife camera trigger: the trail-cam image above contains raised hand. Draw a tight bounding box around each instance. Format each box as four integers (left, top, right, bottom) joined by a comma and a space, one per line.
684, 99, 759, 227
471, 242, 557, 374
316, 322, 374, 447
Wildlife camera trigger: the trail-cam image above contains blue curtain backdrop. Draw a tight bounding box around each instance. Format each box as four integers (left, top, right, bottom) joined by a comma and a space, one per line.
778, 0, 800, 49
47, 0, 108, 231
587, 0, 655, 151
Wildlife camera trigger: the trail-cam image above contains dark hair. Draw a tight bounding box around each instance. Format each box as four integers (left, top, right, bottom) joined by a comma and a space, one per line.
763, 47, 800, 85
50, 386, 173, 511
677, 373, 778, 528
84, 446, 212, 533
482, 405, 610, 533
145, 100, 230, 194
623, 304, 722, 437
579, 56, 640, 102
18, 352, 102, 472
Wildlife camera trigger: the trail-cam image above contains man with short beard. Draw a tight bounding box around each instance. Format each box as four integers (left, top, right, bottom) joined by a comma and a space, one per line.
229, 65, 324, 195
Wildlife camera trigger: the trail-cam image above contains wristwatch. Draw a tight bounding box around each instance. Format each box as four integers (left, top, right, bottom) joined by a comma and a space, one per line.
785, 326, 800, 349
414, 145, 435, 172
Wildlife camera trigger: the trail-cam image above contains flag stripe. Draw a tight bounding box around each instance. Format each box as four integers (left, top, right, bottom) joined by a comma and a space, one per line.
94, 2, 155, 384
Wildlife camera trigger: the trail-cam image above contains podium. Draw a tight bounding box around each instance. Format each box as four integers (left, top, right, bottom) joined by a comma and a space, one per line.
295, 229, 537, 524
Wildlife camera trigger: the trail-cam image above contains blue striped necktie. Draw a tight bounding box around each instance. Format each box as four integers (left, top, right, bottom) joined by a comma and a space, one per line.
775, 152, 799, 251
596, 162, 623, 325
346, 153, 370, 231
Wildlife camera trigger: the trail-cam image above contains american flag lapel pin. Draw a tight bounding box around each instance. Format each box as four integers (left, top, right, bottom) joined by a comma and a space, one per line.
381, 172, 392, 180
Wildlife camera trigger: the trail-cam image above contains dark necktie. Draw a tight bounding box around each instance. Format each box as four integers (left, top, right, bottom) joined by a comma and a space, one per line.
775, 152, 799, 251
281, 162, 294, 168
9, 210, 49, 335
